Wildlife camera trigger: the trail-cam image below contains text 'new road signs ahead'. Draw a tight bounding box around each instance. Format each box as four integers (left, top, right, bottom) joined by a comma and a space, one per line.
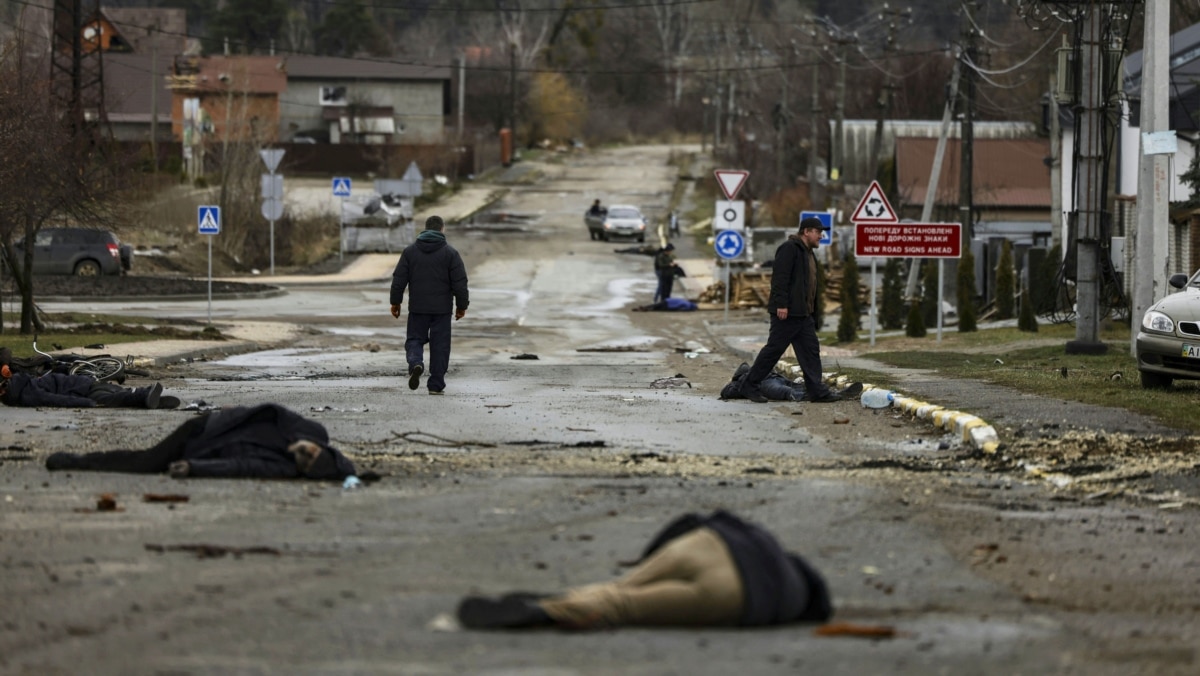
715, 230, 745, 260
198, 205, 220, 235
855, 222, 962, 258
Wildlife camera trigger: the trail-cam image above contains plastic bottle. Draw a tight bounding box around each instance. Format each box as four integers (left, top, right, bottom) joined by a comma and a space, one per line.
860, 388, 893, 409
342, 475, 363, 490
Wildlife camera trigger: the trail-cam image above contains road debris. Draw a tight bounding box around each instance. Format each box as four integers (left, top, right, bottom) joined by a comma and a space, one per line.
144, 543, 282, 559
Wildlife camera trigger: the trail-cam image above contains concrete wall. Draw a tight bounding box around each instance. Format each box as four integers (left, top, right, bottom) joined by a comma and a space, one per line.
280, 80, 445, 143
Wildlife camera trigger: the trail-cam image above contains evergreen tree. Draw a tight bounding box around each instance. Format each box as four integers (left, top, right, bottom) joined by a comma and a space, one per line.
1034, 243, 1061, 315
814, 258, 827, 331
314, 0, 391, 57
957, 248, 978, 332
207, 0, 288, 53
995, 239, 1015, 320
836, 254, 859, 342
921, 260, 939, 327
906, 299, 926, 337
880, 258, 904, 329
1018, 280, 1038, 332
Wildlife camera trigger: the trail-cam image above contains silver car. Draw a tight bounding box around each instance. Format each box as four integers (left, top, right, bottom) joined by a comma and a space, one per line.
1136, 269, 1200, 388
592, 204, 648, 242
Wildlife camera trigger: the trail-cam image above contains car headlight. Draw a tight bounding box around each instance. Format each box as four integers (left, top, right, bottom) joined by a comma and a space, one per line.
637, 223, 645, 230
1142, 310, 1175, 334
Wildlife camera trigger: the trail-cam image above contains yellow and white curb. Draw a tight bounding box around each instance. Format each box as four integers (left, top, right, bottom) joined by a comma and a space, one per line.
827, 374, 1001, 454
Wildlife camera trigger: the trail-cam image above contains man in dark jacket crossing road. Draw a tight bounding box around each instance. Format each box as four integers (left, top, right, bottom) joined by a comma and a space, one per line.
740, 217, 840, 403
389, 215, 470, 395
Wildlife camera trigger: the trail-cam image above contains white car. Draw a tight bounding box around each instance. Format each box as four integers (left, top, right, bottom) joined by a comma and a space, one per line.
1136, 269, 1200, 388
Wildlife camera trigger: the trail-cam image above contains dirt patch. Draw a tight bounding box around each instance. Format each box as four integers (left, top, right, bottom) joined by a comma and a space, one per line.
5, 275, 277, 299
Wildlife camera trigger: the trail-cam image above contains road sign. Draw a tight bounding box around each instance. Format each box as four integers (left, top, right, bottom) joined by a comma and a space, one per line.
714, 200, 745, 231
801, 210, 834, 246
332, 176, 352, 197
261, 173, 283, 199
260, 148, 285, 174
714, 169, 749, 201
715, 230, 745, 260
261, 198, 284, 221
855, 222, 962, 258
400, 161, 424, 197
851, 180, 899, 223
198, 205, 220, 235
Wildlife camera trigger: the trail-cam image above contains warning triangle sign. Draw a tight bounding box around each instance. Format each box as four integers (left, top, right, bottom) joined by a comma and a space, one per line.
714, 169, 749, 201
850, 181, 898, 223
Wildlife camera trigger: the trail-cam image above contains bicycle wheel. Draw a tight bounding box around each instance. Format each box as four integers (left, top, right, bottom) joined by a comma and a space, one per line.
69, 357, 126, 383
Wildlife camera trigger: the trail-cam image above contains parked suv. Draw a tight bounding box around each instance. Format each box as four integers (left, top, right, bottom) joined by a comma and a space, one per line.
12, 227, 131, 276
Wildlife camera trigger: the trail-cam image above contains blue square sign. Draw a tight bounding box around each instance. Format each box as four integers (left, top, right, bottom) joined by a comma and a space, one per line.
801, 211, 833, 246
332, 177, 352, 197
198, 205, 221, 235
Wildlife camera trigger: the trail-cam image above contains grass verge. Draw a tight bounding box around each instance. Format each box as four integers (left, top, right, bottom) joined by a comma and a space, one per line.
830, 321, 1200, 432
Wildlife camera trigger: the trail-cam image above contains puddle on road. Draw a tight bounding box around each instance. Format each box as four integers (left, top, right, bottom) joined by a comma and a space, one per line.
460, 210, 539, 233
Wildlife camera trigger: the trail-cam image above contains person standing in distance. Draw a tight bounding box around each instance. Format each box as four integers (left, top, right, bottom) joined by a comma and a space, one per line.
390, 215, 469, 395
739, 217, 840, 403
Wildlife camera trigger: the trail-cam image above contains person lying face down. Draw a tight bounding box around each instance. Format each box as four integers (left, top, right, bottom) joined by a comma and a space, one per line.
45, 403, 356, 480
457, 510, 833, 630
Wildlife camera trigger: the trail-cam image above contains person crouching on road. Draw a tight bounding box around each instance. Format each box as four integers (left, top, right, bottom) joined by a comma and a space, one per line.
740, 217, 841, 404
1, 365, 178, 409
389, 215, 470, 395
653, 243, 677, 303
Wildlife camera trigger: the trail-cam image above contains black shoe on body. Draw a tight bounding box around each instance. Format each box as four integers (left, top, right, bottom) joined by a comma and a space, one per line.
157, 395, 182, 410
838, 382, 864, 399
144, 382, 163, 409
408, 364, 423, 391
457, 596, 554, 630
809, 391, 843, 403
46, 452, 83, 471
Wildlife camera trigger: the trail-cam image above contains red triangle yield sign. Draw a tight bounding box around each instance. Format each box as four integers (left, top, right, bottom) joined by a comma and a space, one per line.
850, 181, 898, 223
714, 169, 750, 201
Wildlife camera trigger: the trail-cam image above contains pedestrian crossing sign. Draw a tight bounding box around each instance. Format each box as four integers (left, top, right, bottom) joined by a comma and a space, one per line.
198, 205, 220, 235
332, 177, 352, 197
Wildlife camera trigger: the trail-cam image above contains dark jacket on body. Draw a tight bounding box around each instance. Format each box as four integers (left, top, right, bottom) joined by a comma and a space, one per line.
390, 230, 469, 314
2, 372, 95, 408
180, 404, 356, 480
768, 235, 818, 317
640, 510, 833, 626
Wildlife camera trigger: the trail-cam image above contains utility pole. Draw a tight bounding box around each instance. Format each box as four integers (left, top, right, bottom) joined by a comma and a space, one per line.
457, 53, 465, 140
808, 27, 823, 208
774, 43, 792, 192
870, 6, 910, 182
1049, 68, 1062, 254
958, 15, 977, 249
1066, 4, 1106, 355
1132, 0, 1170, 355
150, 30, 158, 174
509, 42, 517, 141
832, 37, 850, 185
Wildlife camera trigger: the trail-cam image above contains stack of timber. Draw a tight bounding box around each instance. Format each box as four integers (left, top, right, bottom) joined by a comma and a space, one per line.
698, 267, 869, 311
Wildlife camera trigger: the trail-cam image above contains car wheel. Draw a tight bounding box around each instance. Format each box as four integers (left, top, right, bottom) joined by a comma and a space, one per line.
637, 236, 645, 243
1139, 370, 1173, 389
74, 260, 101, 277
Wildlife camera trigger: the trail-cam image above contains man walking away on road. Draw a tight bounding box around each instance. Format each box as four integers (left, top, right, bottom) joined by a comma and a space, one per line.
653, 243, 677, 303
740, 217, 842, 404
390, 215, 469, 395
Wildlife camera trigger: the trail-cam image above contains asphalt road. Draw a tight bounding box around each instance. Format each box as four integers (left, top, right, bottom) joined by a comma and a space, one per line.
2, 145, 1197, 675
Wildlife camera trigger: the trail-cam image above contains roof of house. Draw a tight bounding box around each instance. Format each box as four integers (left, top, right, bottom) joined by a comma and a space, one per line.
101, 7, 188, 55
103, 53, 172, 122
170, 55, 288, 95
281, 55, 451, 81
895, 137, 1052, 209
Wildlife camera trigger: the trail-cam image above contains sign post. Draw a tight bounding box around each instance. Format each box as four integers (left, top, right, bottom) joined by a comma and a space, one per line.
332, 176, 352, 260
260, 149, 285, 275
198, 205, 221, 325
715, 229, 745, 324
850, 182, 900, 346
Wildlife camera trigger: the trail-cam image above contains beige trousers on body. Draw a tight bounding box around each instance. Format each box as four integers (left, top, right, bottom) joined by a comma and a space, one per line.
539, 526, 745, 628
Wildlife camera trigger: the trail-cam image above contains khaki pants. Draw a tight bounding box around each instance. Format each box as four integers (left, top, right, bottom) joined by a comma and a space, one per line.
539, 527, 744, 628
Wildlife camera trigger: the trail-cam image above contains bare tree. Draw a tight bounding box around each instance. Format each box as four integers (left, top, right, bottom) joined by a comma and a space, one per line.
646, 0, 694, 107
0, 41, 120, 334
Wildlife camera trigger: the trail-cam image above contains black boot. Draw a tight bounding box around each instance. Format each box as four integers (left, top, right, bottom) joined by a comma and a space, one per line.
46, 452, 83, 471
457, 596, 555, 630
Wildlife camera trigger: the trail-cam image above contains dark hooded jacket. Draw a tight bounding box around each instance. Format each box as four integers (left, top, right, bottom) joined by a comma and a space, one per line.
390, 230, 469, 314
179, 404, 356, 480
768, 235, 818, 317
2, 372, 96, 408
640, 510, 832, 626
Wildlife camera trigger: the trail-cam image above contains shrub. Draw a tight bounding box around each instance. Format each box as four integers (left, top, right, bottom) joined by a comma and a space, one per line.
995, 239, 1015, 319
958, 248, 978, 332
1018, 280, 1039, 332
906, 300, 926, 337
880, 258, 904, 329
